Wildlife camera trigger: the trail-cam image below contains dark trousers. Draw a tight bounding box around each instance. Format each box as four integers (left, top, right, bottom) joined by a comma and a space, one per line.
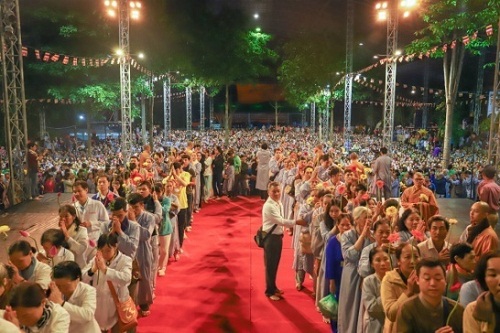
213, 172, 223, 197
234, 174, 248, 195
177, 208, 188, 248
263, 233, 283, 296
186, 192, 193, 226
29, 171, 38, 198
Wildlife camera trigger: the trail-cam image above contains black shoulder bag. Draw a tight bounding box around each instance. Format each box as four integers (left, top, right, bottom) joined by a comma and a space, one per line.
254, 224, 278, 248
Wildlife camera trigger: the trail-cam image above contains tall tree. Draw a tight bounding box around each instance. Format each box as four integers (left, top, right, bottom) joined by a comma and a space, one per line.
164, 0, 276, 142
407, 0, 499, 166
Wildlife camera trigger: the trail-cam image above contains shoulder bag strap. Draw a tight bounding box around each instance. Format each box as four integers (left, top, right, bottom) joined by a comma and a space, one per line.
262, 224, 278, 243
107, 280, 120, 304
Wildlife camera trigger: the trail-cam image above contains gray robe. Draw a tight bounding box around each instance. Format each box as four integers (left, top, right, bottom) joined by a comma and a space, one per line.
361, 274, 385, 333
135, 211, 155, 307
338, 229, 373, 333
255, 149, 272, 190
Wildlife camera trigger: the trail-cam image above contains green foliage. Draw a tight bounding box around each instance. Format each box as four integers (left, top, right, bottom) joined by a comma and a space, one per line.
278, 32, 343, 107
59, 25, 78, 38
407, 0, 500, 56
165, 0, 276, 88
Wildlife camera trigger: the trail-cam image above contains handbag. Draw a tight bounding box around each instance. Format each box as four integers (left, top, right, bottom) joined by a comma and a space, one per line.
254, 224, 278, 248
107, 281, 138, 332
284, 184, 295, 197
318, 294, 339, 320
299, 232, 312, 254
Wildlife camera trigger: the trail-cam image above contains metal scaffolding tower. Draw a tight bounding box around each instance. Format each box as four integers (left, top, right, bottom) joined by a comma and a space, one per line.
422, 61, 429, 128
323, 102, 330, 141
0, 0, 28, 205
318, 107, 323, 139
382, 3, 398, 149
209, 96, 214, 129
40, 108, 46, 139
488, 19, 500, 168
473, 52, 485, 134
311, 102, 316, 133
186, 86, 192, 138
301, 107, 306, 127
118, 0, 132, 160
163, 77, 171, 137
344, 0, 354, 148
199, 86, 205, 131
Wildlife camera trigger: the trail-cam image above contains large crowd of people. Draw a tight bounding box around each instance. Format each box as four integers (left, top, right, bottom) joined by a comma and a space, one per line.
0, 126, 498, 332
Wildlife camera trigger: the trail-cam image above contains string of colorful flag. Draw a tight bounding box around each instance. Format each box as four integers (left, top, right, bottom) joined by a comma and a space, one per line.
20, 45, 153, 76
354, 24, 495, 76
354, 73, 490, 105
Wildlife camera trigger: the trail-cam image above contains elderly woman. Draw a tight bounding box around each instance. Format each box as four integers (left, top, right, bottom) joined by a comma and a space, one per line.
82, 233, 132, 332
338, 206, 374, 333
1, 282, 70, 332
8, 240, 52, 290
49, 261, 100, 332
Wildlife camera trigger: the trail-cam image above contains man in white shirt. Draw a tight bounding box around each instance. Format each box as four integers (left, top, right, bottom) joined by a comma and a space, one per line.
262, 181, 306, 301
73, 180, 109, 261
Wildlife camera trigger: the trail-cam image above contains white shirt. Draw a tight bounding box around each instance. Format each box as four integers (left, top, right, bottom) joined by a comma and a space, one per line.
82, 252, 132, 331
262, 197, 295, 235
38, 247, 74, 268
74, 199, 109, 243
0, 303, 70, 333
63, 282, 100, 333
0, 317, 21, 333
28, 260, 52, 290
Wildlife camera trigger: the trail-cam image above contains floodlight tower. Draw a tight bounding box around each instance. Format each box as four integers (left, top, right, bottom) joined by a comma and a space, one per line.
375, 0, 417, 149
186, 86, 192, 139
200, 86, 205, 131
104, 0, 141, 160
0, 0, 28, 205
344, 0, 354, 149
163, 76, 171, 138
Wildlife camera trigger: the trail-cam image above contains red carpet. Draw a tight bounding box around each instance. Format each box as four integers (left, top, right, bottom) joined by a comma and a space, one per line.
138, 196, 331, 333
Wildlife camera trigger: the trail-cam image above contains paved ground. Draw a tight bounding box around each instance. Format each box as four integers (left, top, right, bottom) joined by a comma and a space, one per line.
0, 193, 73, 263
0, 195, 488, 263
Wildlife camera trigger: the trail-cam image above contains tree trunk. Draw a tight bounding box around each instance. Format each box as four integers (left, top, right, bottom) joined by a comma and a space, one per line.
442, 40, 465, 167
224, 84, 229, 145
329, 101, 334, 139
149, 91, 155, 149
86, 110, 91, 158
274, 101, 278, 127
141, 95, 147, 146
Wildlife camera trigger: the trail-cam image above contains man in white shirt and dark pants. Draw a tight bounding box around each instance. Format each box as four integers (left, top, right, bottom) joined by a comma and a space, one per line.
262, 181, 306, 301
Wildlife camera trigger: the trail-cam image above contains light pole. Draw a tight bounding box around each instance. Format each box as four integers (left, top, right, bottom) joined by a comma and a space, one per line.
104, 0, 141, 160
375, 0, 417, 150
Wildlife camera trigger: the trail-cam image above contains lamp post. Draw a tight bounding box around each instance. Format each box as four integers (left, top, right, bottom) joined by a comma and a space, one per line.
104, 0, 141, 160
375, 0, 417, 150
